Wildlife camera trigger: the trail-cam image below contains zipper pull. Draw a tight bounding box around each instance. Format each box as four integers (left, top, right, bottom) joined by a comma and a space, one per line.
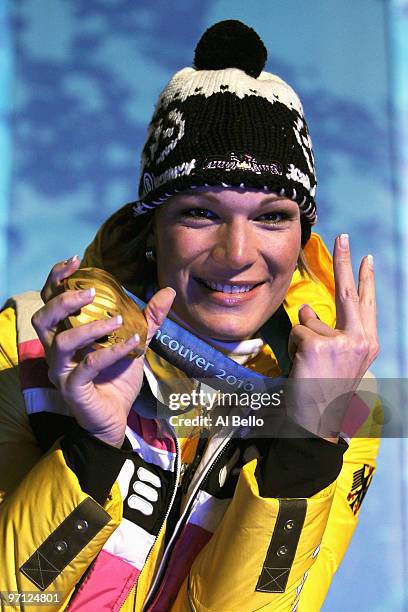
181, 434, 209, 495
178, 462, 188, 487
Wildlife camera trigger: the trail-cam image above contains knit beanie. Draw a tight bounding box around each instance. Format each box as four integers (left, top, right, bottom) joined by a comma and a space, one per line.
131, 20, 317, 245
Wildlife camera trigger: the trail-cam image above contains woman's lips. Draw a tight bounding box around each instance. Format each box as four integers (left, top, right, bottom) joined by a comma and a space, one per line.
194, 277, 265, 305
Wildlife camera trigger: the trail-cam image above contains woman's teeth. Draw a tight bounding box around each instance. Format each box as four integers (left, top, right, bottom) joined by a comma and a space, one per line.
201, 279, 255, 293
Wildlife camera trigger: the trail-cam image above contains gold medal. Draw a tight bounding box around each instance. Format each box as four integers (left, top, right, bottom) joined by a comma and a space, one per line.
63, 267, 147, 357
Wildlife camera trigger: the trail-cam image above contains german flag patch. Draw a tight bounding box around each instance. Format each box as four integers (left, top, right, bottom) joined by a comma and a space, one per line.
347, 464, 375, 515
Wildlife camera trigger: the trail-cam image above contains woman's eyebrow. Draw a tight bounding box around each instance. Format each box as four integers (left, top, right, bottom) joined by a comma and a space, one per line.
180, 191, 220, 203
260, 196, 291, 206
181, 192, 291, 205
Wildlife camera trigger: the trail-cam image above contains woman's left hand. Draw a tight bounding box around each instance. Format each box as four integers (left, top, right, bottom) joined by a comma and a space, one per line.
286, 233, 379, 441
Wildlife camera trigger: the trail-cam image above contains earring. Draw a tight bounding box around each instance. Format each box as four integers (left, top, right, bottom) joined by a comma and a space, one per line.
145, 247, 156, 263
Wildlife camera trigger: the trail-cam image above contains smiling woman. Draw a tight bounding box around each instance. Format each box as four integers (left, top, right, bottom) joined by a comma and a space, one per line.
154, 187, 301, 340
0, 19, 380, 612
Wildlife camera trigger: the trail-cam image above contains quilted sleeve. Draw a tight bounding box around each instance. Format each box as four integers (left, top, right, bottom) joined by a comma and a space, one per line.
0, 306, 123, 608
295, 400, 380, 609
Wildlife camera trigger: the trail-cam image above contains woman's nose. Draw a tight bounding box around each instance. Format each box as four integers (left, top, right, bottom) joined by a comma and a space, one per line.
211, 220, 258, 269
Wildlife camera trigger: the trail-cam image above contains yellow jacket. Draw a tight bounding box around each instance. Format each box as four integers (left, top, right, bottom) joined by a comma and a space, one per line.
0, 234, 380, 611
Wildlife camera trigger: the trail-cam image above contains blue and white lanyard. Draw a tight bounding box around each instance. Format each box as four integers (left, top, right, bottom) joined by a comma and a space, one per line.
126, 290, 293, 397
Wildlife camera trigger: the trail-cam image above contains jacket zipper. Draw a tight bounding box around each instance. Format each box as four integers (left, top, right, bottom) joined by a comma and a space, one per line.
118, 581, 136, 612
117, 425, 181, 612
142, 433, 232, 611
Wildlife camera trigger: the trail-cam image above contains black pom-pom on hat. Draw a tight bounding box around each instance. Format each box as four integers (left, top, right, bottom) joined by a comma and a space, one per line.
194, 19, 267, 78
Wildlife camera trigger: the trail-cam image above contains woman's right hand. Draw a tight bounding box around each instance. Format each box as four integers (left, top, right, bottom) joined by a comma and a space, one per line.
31, 256, 176, 448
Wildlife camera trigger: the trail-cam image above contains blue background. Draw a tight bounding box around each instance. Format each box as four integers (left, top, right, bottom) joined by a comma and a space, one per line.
1, 1, 407, 609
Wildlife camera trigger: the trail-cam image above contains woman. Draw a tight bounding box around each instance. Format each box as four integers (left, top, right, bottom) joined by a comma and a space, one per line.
0, 20, 380, 611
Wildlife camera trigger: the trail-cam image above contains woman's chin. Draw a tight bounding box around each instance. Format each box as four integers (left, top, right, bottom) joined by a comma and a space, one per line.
183, 313, 259, 342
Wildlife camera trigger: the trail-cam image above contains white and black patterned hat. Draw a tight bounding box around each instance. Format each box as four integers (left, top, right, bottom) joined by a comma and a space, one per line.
131, 20, 317, 245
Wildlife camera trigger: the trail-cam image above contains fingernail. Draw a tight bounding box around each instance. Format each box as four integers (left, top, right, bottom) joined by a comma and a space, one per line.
65, 255, 79, 265
298, 303, 308, 312
127, 333, 140, 344
367, 254, 374, 269
111, 315, 123, 326
80, 287, 95, 299
339, 234, 349, 249
167, 287, 177, 297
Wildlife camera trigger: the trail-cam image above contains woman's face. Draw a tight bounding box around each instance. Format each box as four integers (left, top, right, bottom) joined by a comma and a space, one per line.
153, 187, 301, 341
